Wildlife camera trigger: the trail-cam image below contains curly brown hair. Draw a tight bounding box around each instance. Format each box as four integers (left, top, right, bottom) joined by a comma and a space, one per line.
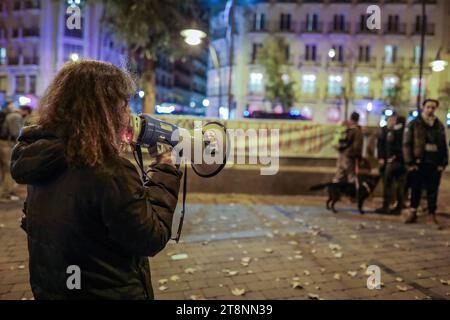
38, 60, 136, 167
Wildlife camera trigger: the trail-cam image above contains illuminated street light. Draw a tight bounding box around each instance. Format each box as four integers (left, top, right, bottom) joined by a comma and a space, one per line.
19, 96, 31, 106
430, 47, 448, 73
328, 48, 336, 59
138, 90, 145, 98
366, 102, 373, 112
70, 53, 79, 62
180, 28, 207, 46
202, 99, 210, 107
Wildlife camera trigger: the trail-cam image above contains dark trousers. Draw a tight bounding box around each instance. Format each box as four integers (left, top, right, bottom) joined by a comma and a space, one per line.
410, 163, 442, 214
382, 163, 406, 210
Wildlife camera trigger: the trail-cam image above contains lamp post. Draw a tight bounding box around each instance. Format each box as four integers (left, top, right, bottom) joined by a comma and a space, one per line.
181, 28, 224, 118
430, 47, 448, 73
416, 0, 426, 110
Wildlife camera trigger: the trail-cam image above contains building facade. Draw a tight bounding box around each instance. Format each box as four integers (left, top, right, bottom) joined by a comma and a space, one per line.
0, 0, 127, 107
207, 0, 450, 123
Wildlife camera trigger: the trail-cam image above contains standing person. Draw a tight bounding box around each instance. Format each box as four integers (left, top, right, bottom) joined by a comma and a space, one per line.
10, 60, 182, 299
375, 115, 407, 214
333, 112, 363, 184
19, 105, 34, 126
0, 101, 23, 201
403, 99, 448, 228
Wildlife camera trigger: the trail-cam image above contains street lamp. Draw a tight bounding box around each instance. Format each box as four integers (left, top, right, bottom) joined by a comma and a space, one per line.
328, 48, 336, 59
430, 47, 448, 73
180, 29, 207, 46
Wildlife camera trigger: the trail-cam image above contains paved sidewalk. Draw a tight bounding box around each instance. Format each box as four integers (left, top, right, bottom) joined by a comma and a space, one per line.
1, 193, 449, 300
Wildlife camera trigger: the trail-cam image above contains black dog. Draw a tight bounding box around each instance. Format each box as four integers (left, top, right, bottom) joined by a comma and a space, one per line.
310, 175, 380, 214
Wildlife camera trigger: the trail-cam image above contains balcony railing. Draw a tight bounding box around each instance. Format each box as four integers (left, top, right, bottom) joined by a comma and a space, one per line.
411, 23, 435, 36
355, 23, 379, 34
299, 22, 323, 34
384, 23, 407, 35
23, 56, 39, 65
328, 22, 351, 34
356, 57, 377, 67
7, 56, 19, 65
248, 20, 297, 33
299, 55, 322, 67
22, 27, 40, 37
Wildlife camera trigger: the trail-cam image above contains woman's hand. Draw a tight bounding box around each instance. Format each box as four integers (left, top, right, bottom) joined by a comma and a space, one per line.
155, 151, 176, 168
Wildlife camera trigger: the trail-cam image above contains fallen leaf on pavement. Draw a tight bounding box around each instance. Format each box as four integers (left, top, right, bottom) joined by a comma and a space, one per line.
231, 288, 246, 296
320, 268, 326, 273
289, 241, 298, 246
333, 273, 341, 280
241, 257, 251, 263
334, 252, 343, 259
308, 293, 320, 300
190, 295, 206, 300
347, 271, 357, 277
170, 275, 180, 282
349, 235, 358, 239
159, 286, 168, 291
440, 279, 449, 285
171, 253, 188, 261
158, 279, 168, 285
395, 277, 403, 282
184, 268, 196, 274
303, 270, 310, 276
264, 248, 273, 253
397, 285, 408, 292
292, 282, 303, 289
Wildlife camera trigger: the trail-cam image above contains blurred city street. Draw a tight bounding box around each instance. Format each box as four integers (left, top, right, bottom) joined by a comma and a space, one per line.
1, 191, 449, 300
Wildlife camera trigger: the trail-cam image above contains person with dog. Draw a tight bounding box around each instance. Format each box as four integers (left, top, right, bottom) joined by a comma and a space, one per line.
333, 112, 363, 185
376, 114, 407, 215
403, 99, 448, 228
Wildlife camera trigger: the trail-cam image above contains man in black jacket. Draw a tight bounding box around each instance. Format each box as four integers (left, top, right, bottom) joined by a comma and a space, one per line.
403, 99, 448, 228
376, 115, 406, 214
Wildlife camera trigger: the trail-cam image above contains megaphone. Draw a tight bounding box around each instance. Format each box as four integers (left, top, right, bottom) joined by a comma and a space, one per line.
128, 114, 228, 178
127, 113, 228, 242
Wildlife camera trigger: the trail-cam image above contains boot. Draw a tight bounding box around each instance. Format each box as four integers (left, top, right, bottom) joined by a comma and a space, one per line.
404, 208, 417, 224
427, 214, 442, 230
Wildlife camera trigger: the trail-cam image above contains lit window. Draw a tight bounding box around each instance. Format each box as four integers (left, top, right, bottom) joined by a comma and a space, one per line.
355, 76, 370, 96
0, 47, 5, 65
410, 77, 425, 97
383, 76, 398, 96
301, 74, 316, 94
249, 72, 264, 93
328, 75, 343, 96
384, 45, 397, 64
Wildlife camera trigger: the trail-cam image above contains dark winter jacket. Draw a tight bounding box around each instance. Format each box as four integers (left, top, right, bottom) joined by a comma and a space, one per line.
10, 125, 182, 300
342, 125, 363, 159
403, 115, 448, 167
377, 124, 404, 163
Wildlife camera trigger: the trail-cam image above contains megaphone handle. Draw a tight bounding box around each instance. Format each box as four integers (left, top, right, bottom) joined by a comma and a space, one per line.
172, 162, 187, 243
134, 145, 148, 183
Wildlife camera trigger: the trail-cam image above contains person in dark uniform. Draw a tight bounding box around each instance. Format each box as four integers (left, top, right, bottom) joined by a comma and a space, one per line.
376, 115, 406, 214
403, 99, 448, 228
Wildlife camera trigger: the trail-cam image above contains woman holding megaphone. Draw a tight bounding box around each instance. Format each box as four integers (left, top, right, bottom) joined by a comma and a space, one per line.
10, 60, 182, 300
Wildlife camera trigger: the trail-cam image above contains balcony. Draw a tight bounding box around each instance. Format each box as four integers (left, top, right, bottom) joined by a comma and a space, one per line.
23, 56, 39, 65
299, 22, 323, 34
384, 23, 406, 35
248, 20, 297, 33
23, 0, 41, 10
411, 24, 435, 36
382, 57, 405, 69
22, 27, 40, 37
356, 57, 377, 68
328, 22, 351, 34
384, 0, 407, 3
355, 23, 379, 35
7, 56, 19, 65
299, 56, 322, 67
